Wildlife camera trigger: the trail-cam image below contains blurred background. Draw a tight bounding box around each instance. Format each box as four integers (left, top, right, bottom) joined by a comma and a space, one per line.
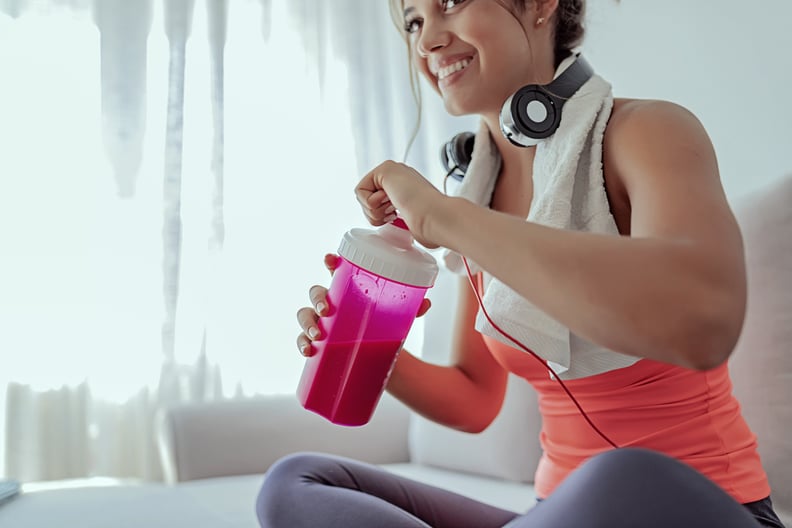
0, 0, 789, 485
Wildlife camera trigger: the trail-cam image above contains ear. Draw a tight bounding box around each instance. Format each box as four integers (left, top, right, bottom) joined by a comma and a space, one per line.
534, 0, 560, 23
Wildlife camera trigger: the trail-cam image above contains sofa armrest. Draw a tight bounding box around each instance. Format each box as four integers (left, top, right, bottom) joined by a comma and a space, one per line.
157, 392, 411, 483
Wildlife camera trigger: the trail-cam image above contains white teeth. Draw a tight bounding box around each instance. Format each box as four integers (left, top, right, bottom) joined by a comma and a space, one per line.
437, 58, 471, 81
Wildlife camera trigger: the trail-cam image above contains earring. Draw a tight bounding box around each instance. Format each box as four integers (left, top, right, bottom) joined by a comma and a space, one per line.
536, 17, 545, 26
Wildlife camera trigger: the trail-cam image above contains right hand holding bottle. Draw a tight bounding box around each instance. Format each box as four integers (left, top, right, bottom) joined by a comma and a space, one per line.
296, 253, 432, 357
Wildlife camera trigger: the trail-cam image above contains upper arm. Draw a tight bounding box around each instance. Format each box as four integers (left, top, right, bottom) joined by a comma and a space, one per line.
605, 100, 746, 280
603, 100, 747, 344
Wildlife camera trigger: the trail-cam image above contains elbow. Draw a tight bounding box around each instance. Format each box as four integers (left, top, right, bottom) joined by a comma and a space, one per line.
449, 391, 503, 434
456, 414, 497, 434
681, 339, 732, 372
462, 409, 499, 433
448, 396, 501, 433
414, 404, 497, 434
675, 288, 746, 371
449, 366, 507, 433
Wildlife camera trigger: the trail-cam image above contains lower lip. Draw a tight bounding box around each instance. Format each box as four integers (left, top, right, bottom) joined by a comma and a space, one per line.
438, 59, 474, 90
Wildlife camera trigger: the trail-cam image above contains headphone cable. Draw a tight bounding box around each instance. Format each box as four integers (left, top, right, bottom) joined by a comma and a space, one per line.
442, 169, 619, 449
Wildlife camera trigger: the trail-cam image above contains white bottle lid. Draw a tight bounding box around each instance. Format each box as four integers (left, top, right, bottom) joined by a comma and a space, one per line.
337, 218, 439, 288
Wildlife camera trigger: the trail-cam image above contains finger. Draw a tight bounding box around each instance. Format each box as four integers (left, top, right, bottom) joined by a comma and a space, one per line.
356, 194, 398, 226
355, 186, 393, 212
367, 189, 399, 220
367, 190, 397, 217
358, 205, 389, 227
297, 334, 315, 357
296, 306, 321, 339
355, 166, 383, 196
324, 253, 340, 275
367, 189, 390, 208
372, 199, 397, 221
354, 186, 377, 210
355, 192, 386, 221
308, 285, 329, 316
416, 298, 432, 318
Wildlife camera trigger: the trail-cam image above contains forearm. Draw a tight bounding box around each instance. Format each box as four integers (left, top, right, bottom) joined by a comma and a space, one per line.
386, 348, 503, 433
429, 197, 746, 369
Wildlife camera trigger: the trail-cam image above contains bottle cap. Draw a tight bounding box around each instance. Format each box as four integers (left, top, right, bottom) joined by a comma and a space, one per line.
338, 219, 438, 287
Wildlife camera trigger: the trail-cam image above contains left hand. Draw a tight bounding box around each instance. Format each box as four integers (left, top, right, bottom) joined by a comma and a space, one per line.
354, 160, 446, 248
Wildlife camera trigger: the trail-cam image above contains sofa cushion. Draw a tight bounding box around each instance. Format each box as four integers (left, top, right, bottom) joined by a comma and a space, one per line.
157, 393, 410, 483
409, 372, 542, 484
729, 174, 792, 515
0, 476, 265, 528
409, 269, 543, 483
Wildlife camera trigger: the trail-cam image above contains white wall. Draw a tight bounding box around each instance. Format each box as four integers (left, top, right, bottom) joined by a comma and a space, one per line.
584, 0, 792, 201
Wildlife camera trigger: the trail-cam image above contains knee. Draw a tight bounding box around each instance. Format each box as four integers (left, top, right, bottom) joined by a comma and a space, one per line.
255, 452, 326, 527
263, 451, 327, 484
573, 447, 699, 492
584, 447, 671, 473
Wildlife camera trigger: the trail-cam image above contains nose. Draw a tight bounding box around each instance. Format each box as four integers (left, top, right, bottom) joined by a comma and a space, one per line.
416, 18, 451, 57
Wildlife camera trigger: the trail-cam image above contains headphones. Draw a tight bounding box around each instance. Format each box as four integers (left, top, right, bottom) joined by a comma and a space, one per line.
441, 54, 594, 181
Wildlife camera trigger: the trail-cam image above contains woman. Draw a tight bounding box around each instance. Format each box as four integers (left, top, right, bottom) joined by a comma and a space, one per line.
257, 1, 785, 526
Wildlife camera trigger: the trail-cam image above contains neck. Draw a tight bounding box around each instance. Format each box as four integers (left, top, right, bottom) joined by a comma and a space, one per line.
479, 54, 557, 178
482, 113, 536, 179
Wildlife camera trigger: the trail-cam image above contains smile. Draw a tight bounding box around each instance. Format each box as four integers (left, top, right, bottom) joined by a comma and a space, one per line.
437, 58, 472, 81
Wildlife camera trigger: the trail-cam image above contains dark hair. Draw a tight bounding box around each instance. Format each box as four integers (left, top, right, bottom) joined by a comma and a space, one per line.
502, 0, 586, 67
550, 0, 586, 67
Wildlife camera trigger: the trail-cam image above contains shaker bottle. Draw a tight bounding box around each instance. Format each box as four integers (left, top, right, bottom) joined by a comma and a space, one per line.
297, 218, 439, 426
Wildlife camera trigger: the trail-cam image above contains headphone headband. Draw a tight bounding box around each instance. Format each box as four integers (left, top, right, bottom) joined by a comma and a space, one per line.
499, 54, 594, 147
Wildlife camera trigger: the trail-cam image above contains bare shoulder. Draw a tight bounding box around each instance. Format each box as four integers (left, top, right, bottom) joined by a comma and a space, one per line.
601, 96, 740, 249
605, 98, 716, 170
608, 98, 705, 134
603, 97, 721, 204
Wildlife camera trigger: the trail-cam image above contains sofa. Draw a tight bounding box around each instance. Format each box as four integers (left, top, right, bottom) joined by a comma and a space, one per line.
1, 174, 789, 527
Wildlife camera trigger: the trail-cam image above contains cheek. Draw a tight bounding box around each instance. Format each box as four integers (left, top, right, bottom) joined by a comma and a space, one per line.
474, 34, 527, 95
412, 52, 441, 96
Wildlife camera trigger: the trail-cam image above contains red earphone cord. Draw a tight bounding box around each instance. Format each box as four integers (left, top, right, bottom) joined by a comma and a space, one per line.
442, 171, 619, 449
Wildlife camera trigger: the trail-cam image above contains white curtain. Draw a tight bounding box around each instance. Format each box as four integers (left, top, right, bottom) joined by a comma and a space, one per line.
0, 0, 475, 482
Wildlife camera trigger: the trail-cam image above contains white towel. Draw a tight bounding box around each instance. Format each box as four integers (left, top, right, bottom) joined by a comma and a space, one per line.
442, 54, 640, 379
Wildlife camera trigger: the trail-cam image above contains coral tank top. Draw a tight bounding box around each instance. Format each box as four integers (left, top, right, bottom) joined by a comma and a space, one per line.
482, 334, 770, 504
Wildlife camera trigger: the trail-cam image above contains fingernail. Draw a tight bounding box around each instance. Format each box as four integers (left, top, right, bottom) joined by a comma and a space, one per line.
299, 343, 310, 356
384, 214, 397, 223
384, 204, 396, 215
316, 301, 327, 314
308, 327, 320, 339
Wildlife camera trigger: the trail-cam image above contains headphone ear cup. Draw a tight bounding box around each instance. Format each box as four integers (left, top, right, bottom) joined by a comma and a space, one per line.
440, 139, 453, 173
442, 131, 475, 180
511, 87, 559, 140
500, 54, 594, 147
441, 131, 475, 181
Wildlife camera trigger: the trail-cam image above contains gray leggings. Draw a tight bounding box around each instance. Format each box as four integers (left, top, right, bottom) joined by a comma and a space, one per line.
256, 447, 781, 528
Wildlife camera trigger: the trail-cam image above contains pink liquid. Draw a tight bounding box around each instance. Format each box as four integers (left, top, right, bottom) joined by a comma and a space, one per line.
297, 339, 403, 426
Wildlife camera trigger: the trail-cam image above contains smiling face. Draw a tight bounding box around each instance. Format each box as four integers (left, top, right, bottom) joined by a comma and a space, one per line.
399, 0, 552, 117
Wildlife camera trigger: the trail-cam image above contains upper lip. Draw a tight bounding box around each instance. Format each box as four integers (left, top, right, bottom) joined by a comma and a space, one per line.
428, 53, 475, 76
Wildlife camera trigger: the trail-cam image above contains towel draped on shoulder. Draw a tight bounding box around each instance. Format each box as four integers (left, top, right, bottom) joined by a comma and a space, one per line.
442, 53, 640, 380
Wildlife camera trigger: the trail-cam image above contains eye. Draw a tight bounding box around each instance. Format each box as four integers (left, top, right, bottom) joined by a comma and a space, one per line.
405, 0, 469, 35
404, 17, 422, 34
442, 0, 468, 11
